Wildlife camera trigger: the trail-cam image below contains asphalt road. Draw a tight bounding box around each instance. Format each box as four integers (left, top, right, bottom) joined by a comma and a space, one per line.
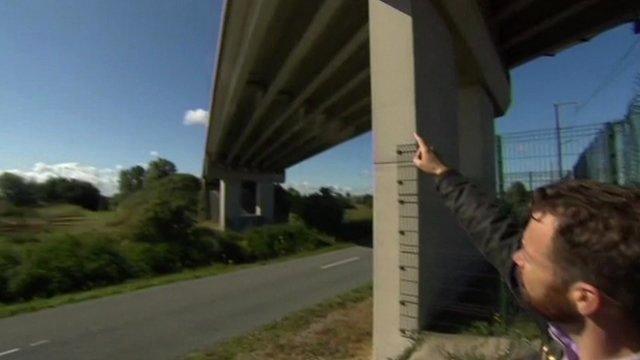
0, 246, 372, 360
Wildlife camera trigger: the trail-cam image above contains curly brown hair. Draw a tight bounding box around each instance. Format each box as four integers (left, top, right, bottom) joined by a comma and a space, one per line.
531, 180, 640, 324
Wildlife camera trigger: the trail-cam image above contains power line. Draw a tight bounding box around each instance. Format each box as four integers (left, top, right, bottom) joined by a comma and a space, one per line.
576, 37, 640, 114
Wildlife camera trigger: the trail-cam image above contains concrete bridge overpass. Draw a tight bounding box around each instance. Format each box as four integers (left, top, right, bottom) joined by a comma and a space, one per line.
202, 0, 638, 358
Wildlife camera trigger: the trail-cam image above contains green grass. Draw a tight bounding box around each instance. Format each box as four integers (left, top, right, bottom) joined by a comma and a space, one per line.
463, 314, 543, 341
0, 204, 120, 238
35, 204, 89, 218
0, 242, 354, 319
345, 204, 373, 222
185, 283, 372, 360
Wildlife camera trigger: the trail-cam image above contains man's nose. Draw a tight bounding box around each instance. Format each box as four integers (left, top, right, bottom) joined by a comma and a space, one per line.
512, 249, 524, 267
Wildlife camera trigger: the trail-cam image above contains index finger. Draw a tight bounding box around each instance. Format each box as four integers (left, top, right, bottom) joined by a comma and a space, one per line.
413, 132, 429, 149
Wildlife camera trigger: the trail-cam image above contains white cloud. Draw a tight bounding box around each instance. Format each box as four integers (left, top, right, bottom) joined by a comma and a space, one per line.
150, 150, 159, 158
284, 181, 315, 194
1, 162, 120, 196
183, 108, 209, 126
283, 181, 357, 195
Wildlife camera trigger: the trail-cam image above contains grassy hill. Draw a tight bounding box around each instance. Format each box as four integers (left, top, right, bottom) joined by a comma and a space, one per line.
0, 174, 200, 242
344, 203, 372, 222
0, 204, 118, 242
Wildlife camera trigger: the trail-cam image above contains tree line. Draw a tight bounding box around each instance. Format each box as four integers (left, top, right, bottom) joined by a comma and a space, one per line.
0, 157, 180, 211
0, 173, 104, 210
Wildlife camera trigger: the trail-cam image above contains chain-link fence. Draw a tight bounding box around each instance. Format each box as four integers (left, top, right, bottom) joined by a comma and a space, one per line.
497, 119, 640, 193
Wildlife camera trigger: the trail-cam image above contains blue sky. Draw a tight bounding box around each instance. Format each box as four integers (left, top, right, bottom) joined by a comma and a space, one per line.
0, 1, 638, 195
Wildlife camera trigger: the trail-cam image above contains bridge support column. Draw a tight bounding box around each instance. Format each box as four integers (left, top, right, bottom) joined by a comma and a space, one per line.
203, 165, 285, 231
458, 86, 498, 194
220, 179, 242, 231
204, 180, 221, 223
369, 0, 510, 359
256, 182, 275, 223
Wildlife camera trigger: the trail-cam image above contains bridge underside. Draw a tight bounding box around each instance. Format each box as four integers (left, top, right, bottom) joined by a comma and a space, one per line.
203, 0, 637, 358
205, 0, 637, 175
205, 0, 371, 175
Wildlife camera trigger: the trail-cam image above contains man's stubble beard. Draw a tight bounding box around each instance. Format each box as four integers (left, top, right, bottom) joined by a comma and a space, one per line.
518, 269, 582, 324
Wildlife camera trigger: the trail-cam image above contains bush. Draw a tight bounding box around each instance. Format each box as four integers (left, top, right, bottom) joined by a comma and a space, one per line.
130, 199, 196, 244
9, 235, 86, 299
0, 245, 20, 302
121, 242, 183, 275
191, 227, 248, 264
6, 234, 134, 301
116, 173, 200, 227
82, 237, 133, 286
241, 224, 334, 261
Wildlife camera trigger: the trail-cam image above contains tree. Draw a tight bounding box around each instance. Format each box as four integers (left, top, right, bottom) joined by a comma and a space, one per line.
291, 187, 350, 234
38, 178, 102, 210
145, 158, 177, 184
118, 166, 146, 194
0, 173, 37, 206
503, 181, 531, 227
358, 194, 373, 208
117, 173, 201, 218
274, 184, 291, 223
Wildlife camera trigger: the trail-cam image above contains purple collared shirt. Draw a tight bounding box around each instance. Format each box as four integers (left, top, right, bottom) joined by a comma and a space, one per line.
548, 324, 580, 360
548, 324, 640, 360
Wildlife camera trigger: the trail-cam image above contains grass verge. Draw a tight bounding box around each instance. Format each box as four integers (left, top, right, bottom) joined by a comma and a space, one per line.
185, 283, 373, 360
0, 242, 354, 319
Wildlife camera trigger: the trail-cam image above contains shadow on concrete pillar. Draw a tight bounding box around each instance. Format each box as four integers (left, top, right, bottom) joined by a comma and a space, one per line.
256, 182, 275, 223
221, 178, 242, 231
207, 180, 221, 223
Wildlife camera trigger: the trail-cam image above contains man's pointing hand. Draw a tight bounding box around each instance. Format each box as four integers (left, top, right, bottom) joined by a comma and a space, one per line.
412, 133, 450, 176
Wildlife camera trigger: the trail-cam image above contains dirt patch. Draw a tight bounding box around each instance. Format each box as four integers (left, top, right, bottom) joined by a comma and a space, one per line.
192, 285, 373, 360
236, 298, 372, 360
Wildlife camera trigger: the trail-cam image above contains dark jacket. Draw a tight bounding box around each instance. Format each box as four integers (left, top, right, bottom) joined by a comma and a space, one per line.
434, 170, 565, 359
434, 169, 523, 299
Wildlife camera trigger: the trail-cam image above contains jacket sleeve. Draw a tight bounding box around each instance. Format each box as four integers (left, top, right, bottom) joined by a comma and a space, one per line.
434, 170, 523, 297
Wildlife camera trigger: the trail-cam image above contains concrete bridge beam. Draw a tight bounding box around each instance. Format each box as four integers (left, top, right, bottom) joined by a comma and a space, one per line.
225, 0, 347, 164
208, 0, 281, 162
237, 24, 369, 165
251, 67, 370, 167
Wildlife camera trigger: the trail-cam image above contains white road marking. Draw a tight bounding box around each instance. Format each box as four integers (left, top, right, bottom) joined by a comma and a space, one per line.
29, 340, 50, 347
321, 257, 360, 269
0, 348, 20, 357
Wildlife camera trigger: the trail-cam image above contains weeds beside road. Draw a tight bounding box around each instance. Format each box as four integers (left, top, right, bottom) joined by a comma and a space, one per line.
0, 242, 353, 319
186, 284, 373, 360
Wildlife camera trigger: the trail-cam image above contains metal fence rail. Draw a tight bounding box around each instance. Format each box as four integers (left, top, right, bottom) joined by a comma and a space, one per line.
497, 120, 640, 192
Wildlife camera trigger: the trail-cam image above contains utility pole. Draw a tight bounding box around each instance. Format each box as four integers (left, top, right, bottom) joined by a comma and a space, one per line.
553, 101, 578, 179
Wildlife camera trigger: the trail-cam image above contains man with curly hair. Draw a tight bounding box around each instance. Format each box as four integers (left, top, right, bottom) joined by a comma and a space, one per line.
412, 133, 640, 360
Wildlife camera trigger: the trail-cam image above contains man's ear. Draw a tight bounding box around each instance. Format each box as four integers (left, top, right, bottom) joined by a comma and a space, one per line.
570, 282, 601, 316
